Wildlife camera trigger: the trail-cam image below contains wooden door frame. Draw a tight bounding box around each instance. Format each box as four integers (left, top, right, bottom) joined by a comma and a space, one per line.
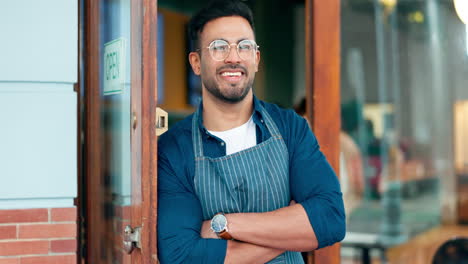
82, 0, 158, 263
305, 0, 341, 263
136, 0, 158, 263
83, 0, 102, 262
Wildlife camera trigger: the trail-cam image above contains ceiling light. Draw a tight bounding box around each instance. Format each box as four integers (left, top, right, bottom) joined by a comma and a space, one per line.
454, 0, 468, 24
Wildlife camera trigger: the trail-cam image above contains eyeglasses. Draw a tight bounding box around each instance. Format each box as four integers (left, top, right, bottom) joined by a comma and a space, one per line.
199, 39, 260, 61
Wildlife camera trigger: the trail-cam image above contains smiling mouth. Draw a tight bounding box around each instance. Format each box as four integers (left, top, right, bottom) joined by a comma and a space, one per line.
219, 70, 245, 83
221, 72, 243, 77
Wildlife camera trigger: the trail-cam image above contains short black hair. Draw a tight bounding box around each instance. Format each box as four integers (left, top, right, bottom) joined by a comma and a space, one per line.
188, 0, 255, 50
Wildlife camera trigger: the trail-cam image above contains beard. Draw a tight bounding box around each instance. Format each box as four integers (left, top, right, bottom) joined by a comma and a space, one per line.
202, 65, 254, 104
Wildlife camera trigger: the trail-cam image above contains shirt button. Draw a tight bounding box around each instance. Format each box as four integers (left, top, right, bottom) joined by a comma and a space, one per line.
260, 119, 264, 123
220, 142, 225, 146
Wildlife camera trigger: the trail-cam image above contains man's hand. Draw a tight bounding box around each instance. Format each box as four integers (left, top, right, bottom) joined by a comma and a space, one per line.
200, 220, 218, 239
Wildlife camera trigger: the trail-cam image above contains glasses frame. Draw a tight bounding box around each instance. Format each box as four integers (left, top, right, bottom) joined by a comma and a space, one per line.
197, 39, 260, 61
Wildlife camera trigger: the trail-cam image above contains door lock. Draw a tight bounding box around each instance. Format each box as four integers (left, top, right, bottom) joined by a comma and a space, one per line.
123, 225, 142, 254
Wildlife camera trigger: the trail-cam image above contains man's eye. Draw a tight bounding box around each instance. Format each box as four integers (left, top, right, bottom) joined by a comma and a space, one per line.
213, 45, 228, 51
239, 44, 253, 51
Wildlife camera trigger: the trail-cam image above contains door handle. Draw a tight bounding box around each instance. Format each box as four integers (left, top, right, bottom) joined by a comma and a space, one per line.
123, 225, 142, 254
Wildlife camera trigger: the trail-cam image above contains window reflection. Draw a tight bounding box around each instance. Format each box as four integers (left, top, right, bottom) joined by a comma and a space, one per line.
340, 0, 468, 262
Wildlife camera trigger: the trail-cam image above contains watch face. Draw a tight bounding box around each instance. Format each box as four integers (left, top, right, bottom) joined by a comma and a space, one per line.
211, 214, 226, 233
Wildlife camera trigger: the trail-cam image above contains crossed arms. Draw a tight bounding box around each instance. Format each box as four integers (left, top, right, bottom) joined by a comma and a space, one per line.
200, 202, 318, 263
157, 163, 344, 264
157, 117, 345, 263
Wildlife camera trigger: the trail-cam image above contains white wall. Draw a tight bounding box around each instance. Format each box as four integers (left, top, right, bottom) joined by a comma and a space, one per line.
0, 0, 77, 209
0, 0, 77, 82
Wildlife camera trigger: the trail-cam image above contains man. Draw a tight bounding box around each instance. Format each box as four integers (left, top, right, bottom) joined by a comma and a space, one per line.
157, 1, 345, 263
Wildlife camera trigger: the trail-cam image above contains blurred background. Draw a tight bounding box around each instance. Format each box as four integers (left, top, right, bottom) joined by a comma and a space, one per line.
0, 0, 467, 263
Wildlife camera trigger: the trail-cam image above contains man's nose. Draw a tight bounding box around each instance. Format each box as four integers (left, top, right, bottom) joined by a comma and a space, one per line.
224, 44, 241, 63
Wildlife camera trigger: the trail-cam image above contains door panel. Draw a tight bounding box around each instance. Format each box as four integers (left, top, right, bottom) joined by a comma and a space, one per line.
83, 0, 158, 263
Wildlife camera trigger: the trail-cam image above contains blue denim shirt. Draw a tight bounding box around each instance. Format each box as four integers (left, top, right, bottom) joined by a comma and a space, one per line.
157, 97, 345, 263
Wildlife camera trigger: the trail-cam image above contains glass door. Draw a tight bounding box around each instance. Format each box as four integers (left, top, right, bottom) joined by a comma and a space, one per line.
82, 0, 158, 263
99, 0, 133, 263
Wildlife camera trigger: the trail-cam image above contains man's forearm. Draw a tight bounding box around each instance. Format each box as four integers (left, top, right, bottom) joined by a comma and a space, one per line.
224, 240, 284, 264
200, 218, 285, 263
227, 203, 318, 251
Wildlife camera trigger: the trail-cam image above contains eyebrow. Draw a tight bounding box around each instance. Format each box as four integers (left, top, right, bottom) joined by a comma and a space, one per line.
209, 38, 250, 44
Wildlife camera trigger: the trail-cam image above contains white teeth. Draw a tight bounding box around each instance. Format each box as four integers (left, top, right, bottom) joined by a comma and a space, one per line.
221, 72, 242, 77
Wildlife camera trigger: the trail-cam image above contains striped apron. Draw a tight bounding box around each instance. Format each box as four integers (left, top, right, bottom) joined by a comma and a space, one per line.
192, 105, 304, 264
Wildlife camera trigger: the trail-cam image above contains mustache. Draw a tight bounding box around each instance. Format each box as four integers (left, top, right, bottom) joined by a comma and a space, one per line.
217, 64, 247, 73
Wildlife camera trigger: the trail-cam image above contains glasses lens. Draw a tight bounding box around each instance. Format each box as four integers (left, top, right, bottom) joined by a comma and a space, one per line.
209, 40, 230, 61
237, 40, 256, 60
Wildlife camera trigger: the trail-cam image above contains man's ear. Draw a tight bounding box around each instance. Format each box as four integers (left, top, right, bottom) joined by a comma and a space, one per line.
189, 52, 201, 75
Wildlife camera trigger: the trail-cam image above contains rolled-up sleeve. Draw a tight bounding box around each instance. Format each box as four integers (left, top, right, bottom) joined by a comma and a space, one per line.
287, 114, 346, 249
157, 134, 227, 263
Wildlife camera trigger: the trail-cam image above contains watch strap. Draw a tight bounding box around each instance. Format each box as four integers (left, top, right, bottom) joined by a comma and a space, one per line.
218, 229, 233, 240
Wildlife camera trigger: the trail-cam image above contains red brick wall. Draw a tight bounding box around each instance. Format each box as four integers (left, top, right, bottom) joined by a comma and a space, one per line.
0, 207, 77, 264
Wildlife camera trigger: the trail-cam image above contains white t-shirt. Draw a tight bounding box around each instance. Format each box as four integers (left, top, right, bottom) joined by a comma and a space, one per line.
208, 115, 257, 155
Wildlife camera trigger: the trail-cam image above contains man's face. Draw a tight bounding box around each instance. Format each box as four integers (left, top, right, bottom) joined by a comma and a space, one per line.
189, 16, 260, 103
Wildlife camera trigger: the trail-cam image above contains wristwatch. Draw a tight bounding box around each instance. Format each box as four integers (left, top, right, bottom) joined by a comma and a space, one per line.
210, 213, 233, 240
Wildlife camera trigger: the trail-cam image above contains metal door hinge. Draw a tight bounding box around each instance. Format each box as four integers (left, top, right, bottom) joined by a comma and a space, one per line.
156, 107, 168, 136
123, 225, 142, 254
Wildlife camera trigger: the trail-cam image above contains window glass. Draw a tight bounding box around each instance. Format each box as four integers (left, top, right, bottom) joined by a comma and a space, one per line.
340, 0, 468, 261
